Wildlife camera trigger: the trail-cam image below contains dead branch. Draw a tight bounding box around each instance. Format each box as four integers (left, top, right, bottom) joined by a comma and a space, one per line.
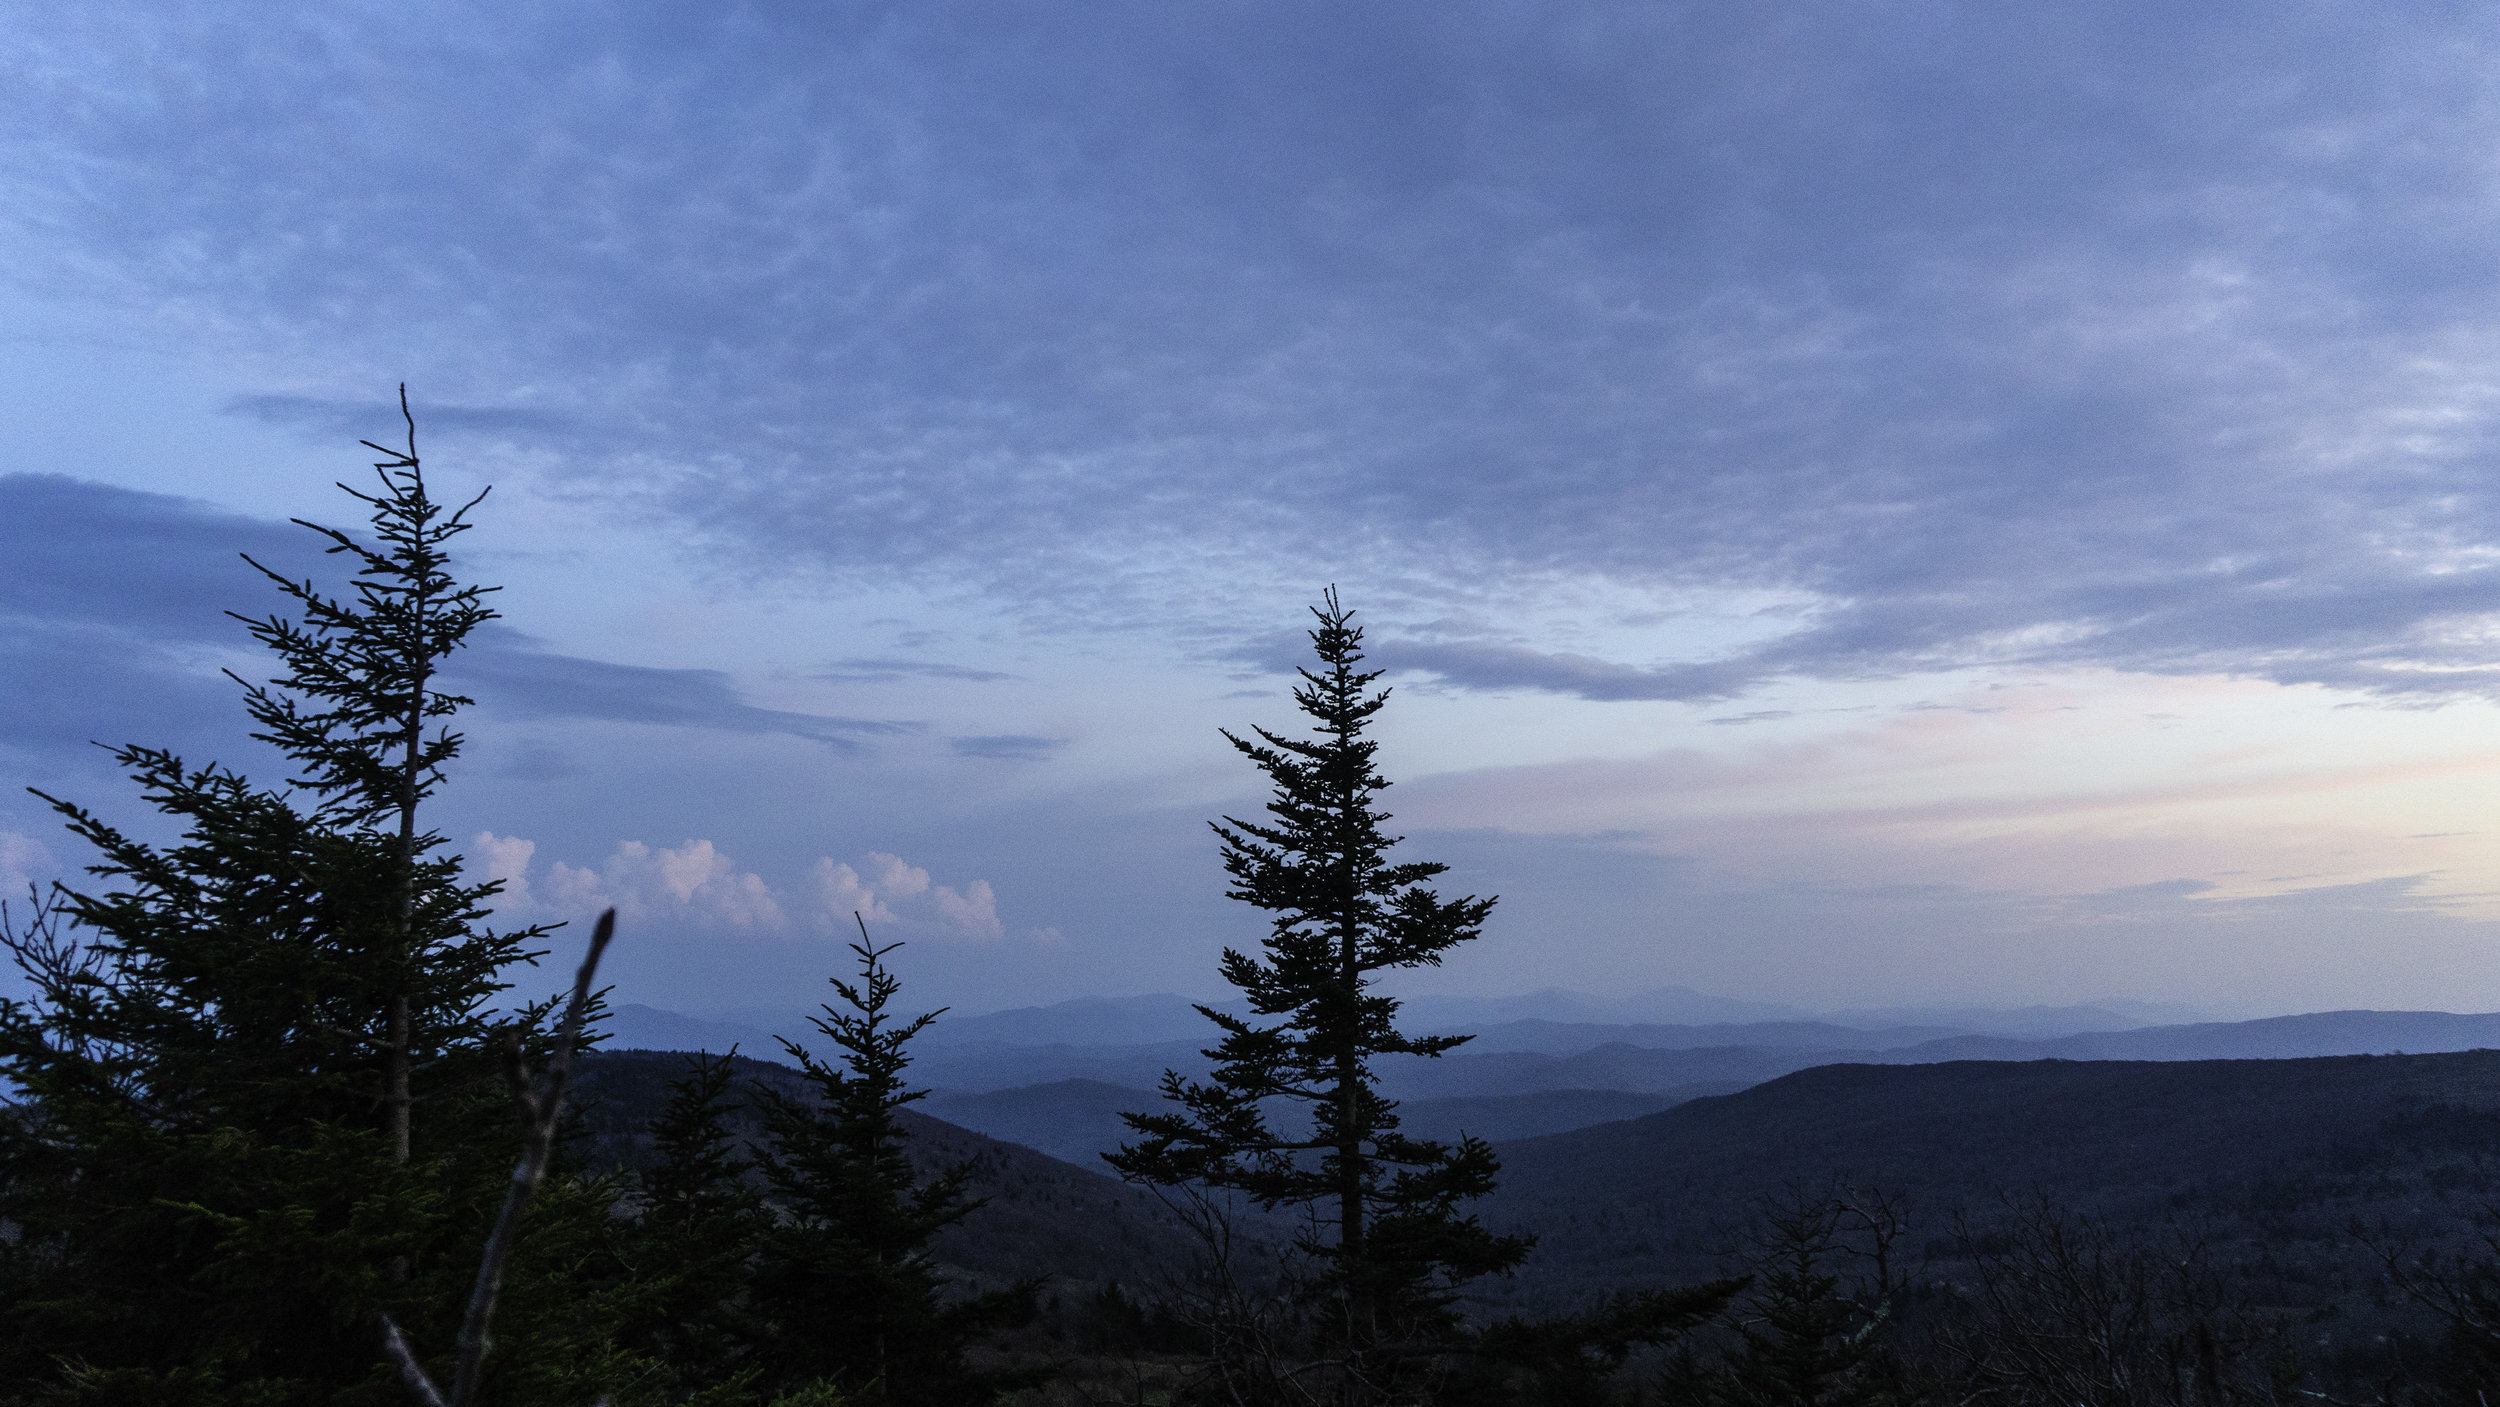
380, 907, 615, 1407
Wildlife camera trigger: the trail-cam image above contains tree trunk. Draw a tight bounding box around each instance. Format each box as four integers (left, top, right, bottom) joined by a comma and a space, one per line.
1337, 913, 1370, 1384
388, 647, 427, 1171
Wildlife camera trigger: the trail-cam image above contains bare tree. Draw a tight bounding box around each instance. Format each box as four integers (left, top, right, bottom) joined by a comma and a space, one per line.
1935, 1198, 2305, 1407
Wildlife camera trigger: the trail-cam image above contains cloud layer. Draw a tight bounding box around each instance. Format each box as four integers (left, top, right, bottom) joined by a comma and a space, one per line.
0, 475, 912, 764
12, 3, 2500, 697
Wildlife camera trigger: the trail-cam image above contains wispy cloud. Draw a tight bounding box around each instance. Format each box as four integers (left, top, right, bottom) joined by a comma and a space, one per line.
450, 635, 918, 751
0, 477, 917, 757
224, 393, 576, 441
949, 734, 1062, 762
1372, 640, 1759, 704
816, 658, 1017, 684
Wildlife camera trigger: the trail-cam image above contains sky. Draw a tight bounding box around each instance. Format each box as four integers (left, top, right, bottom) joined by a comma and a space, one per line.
8, 1, 2500, 1019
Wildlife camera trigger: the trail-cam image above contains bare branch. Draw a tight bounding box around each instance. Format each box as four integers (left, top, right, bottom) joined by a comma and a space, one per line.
386, 908, 615, 1407
380, 1316, 451, 1407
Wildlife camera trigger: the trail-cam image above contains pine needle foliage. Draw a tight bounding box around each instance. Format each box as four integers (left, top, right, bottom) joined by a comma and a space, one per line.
1109, 589, 1529, 1390
749, 929, 1037, 1406
224, 386, 513, 1166
622, 1049, 773, 1400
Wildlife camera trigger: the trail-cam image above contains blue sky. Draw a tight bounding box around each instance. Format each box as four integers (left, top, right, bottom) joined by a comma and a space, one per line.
9, 1, 2500, 1016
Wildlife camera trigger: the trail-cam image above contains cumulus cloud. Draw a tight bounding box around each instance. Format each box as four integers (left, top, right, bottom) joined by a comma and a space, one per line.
466, 831, 538, 912
809, 852, 1003, 941
929, 879, 1003, 941
539, 839, 787, 931
0, 831, 57, 898
472, 834, 1011, 942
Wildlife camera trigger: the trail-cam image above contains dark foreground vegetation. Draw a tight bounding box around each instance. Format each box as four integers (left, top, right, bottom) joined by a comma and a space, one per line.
7, 405, 2500, 1405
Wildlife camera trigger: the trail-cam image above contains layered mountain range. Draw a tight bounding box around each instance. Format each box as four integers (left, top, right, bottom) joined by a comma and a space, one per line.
605, 995, 2500, 1165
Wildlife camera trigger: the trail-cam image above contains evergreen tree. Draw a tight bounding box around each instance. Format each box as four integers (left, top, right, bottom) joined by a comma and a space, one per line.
622, 1049, 772, 1402
748, 928, 1036, 1406
0, 393, 621, 1404
1666, 1192, 1921, 1407
1108, 589, 1530, 1402
224, 387, 506, 1168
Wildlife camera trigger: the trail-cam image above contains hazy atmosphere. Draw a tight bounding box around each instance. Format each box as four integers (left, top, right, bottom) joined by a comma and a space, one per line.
11, 1, 2500, 1019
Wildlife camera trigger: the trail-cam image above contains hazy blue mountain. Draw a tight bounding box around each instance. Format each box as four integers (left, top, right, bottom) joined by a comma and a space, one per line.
920, 1079, 1146, 1169
1401, 1087, 1731, 1142
911, 1039, 1216, 1093
615, 1003, 2500, 1110
677, 989, 2196, 1059
1375, 1042, 1854, 1098
920, 1078, 1729, 1166
1876, 1009, 2500, 1063
1398, 986, 1811, 1028
606, 1003, 786, 1056
916, 993, 1233, 1048
1448, 1018, 1963, 1057
1817, 998, 2212, 1036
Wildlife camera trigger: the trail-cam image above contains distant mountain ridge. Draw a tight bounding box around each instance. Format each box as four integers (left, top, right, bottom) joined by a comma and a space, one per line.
606, 1001, 2500, 1172
663, 986, 2213, 1056
916, 1079, 1723, 1167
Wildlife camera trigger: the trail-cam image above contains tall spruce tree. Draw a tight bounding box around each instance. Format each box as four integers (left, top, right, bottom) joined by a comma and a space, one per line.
0, 392, 620, 1404
1109, 589, 1530, 1402
748, 927, 1037, 1405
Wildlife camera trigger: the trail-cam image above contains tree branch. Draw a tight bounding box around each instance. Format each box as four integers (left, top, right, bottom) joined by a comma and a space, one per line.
385, 907, 615, 1407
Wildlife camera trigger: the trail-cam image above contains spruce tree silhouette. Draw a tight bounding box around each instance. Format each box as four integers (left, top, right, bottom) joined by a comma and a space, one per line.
1111, 588, 1528, 1403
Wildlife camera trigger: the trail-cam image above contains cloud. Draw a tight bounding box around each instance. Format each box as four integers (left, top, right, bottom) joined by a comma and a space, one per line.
0, 475, 313, 643
0, 476, 910, 760
948, 734, 1062, 761
472, 834, 1012, 943
224, 393, 575, 440
466, 831, 538, 913
1371, 640, 1759, 704
0, 831, 57, 898
810, 851, 1004, 941
15, 4, 2500, 701
816, 658, 1017, 684
539, 838, 788, 931
929, 878, 1003, 940
449, 634, 918, 750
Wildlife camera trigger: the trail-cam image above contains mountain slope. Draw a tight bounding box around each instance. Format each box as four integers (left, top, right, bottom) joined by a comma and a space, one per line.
1477, 1051, 2500, 1318
574, 1049, 1201, 1289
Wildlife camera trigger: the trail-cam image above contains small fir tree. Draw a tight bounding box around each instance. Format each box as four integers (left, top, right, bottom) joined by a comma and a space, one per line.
622, 1049, 773, 1401
748, 925, 1036, 1406
1690, 1194, 1922, 1407
1108, 588, 1530, 1401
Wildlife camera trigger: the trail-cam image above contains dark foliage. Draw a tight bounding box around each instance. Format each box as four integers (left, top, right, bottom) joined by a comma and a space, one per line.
748, 934, 1040, 1406
0, 400, 619, 1405
616, 1049, 773, 1398
1110, 592, 1527, 1381
1661, 1189, 1923, 1407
